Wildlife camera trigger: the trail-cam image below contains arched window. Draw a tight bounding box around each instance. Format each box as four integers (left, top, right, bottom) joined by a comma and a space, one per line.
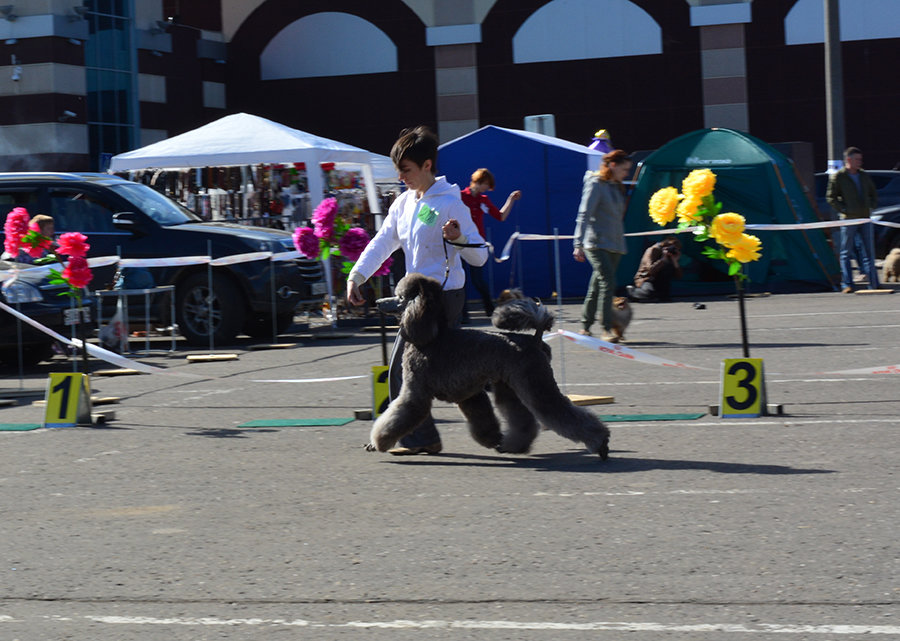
785, 0, 900, 45
260, 12, 398, 80
513, 0, 662, 64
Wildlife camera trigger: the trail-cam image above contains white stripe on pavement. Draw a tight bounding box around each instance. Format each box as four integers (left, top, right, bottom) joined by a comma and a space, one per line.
18, 615, 888, 634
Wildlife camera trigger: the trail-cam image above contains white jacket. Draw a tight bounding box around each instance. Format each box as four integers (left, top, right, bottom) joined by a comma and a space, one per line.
349, 176, 487, 290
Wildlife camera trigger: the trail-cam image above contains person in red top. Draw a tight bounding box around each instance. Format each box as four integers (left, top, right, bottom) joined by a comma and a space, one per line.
459, 168, 522, 316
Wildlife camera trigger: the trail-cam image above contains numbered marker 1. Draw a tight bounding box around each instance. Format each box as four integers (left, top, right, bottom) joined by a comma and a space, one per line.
372, 365, 390, 418
720, 358, 766, 418
43, 373, 93, 428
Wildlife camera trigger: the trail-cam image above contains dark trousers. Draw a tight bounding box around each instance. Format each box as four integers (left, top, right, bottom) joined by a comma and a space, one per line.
389, 287, 465, 448
465, 263, 494, 315
580, 248, 621, 332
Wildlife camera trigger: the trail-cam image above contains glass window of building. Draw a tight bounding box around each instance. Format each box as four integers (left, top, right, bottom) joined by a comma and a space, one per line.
84, 0, 138, 170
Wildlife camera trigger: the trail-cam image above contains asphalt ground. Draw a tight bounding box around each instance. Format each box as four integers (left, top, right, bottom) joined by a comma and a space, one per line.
1, 285, 899, 640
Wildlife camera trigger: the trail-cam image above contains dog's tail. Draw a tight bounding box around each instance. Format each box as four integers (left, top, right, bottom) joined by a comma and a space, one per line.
492, 298, 554, 337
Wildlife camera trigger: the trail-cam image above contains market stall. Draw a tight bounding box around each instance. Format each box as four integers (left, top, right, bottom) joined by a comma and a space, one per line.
109, 113, 386, 221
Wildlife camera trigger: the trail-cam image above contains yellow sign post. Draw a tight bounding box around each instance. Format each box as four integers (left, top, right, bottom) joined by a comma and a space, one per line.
372, 365, 390, 418
720, 358, 766, 418
43, 373, 93, 428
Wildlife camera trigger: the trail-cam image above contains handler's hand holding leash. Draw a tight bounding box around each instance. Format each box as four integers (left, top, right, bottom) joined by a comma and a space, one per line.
442, 218, 462, 241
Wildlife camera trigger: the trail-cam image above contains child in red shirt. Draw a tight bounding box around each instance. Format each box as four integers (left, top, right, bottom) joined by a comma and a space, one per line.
459, 168, 521, 316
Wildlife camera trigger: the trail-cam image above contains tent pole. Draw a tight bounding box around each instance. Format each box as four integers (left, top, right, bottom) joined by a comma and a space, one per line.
553, 228, 566, 392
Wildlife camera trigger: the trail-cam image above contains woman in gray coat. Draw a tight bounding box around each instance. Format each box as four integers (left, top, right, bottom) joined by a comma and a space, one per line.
572, 149, 632, 341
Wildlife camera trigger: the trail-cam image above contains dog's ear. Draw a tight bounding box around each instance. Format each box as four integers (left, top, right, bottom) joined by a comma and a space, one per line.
399, 278, 442, 347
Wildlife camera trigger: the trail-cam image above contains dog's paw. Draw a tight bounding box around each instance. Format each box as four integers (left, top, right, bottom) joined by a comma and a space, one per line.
596, 440, 610, 460
363, 442, 377, 452
495, 437, 532, 454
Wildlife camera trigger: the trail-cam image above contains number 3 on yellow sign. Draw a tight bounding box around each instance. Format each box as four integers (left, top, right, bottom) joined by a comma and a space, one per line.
720, 358, 766, 418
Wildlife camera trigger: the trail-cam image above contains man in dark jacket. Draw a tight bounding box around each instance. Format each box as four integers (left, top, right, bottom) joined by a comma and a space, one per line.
826, 147, 879, 292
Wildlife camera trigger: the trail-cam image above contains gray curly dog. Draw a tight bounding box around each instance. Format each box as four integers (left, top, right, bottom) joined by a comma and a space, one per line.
367, 273, 610, 459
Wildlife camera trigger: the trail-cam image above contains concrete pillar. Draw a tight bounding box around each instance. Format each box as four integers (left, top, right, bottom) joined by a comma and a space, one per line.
426, 23, 481, 143
687, 0, 752, 131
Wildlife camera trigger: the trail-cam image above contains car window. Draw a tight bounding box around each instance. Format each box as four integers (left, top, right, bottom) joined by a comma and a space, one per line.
49, 190, 118, 233
870, 175, 893, 189
107, 182, 202, 226
0, 189, 40, 222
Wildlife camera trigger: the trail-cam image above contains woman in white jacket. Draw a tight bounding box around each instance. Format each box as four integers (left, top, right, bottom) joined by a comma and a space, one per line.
348, 126, 487, 455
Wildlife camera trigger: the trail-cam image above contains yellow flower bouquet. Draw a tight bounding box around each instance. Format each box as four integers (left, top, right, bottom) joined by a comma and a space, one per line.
648, 168, 762, 280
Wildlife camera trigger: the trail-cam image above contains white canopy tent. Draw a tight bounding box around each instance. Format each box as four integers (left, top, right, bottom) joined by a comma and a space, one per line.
109, 112, 383, 214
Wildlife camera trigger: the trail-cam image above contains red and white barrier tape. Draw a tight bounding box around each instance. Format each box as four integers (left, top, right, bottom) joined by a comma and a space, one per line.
550, 329, 712, 369
496, 218, 890, 262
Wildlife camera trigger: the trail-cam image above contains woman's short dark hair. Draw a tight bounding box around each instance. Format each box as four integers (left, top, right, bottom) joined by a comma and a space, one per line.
391, 126, 439, 171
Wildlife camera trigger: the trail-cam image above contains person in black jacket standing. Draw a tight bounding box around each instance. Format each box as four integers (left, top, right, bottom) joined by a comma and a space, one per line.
827, 147, 879, 292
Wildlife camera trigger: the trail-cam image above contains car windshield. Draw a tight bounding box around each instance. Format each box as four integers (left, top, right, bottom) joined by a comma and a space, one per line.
108, 182, 203, 226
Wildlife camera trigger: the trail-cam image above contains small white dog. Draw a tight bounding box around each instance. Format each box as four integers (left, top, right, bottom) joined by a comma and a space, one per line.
882, 248, 900, 283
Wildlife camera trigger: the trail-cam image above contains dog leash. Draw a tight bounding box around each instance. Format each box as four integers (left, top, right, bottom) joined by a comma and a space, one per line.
440, 237, 489, 289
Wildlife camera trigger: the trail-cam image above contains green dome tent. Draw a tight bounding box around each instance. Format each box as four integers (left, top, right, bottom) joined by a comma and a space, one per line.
624, 128, 839, 294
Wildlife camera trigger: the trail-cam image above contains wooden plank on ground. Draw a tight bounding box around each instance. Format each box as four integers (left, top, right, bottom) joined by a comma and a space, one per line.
567, 394, 615, 406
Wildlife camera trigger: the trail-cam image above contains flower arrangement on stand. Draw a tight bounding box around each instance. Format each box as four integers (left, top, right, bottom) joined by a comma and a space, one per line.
4, 207, 94, 369
292, 197, 392, 321
648, 169, 763, 356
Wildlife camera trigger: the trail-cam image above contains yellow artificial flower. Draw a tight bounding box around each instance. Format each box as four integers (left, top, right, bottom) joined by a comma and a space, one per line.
726, 233, 762, 263
648, 187, 680, 226
676, 194, 704, 225
709, 212, 746, 246
681, 168, 717, 200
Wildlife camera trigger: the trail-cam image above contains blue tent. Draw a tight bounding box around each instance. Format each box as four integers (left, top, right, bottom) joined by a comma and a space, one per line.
439, 125, 604, 299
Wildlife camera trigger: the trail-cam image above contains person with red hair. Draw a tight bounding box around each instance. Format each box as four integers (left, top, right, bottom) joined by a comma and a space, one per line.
572, 149, 632, 341
459, 168, 521, 316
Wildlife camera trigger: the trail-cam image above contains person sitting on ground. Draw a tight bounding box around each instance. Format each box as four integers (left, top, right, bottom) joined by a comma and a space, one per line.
627, 236, 682, 303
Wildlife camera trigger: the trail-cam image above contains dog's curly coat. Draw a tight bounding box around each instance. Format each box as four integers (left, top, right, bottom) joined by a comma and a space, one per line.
369, 273, 610, 459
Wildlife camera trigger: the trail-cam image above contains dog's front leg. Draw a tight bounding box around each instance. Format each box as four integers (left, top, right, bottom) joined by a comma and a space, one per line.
368, 390, 433, 452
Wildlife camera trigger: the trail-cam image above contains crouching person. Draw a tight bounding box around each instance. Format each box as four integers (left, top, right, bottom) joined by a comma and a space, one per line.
628, 236, 682, 303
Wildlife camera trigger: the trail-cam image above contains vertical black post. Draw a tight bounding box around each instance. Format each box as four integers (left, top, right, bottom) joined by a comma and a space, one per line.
79, 297, 90, 374
377, 276, 388, 366
735, 276, 750, 358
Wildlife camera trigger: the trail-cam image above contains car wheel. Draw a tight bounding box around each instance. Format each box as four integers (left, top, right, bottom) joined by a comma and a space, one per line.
176, 272, 246, 346
242, 311, 295, 339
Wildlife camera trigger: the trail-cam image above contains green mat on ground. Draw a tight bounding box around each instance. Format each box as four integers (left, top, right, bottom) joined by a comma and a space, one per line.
0, 423, 42, 431
599, 413, 705, 422
238, 418, 355, 428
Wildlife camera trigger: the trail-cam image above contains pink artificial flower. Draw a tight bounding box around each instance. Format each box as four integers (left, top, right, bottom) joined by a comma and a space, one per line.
62, 255, 93, 288
312, 197, 337, 241
3, 207, 30, 256
56, 231, 90, 257
24, 236, 52, 258
373, 256, 393, 277
292, 226, 320, 259
338, 227, 370, 262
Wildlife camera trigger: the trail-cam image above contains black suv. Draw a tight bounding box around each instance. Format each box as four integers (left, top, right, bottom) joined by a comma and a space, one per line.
0, 173, 324, 345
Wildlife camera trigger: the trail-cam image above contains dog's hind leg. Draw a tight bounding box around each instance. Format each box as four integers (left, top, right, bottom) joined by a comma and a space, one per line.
457, 390, 503, 449
369, 390, 433, 452
493, 381, 539, 454
511, 373, 610, 459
